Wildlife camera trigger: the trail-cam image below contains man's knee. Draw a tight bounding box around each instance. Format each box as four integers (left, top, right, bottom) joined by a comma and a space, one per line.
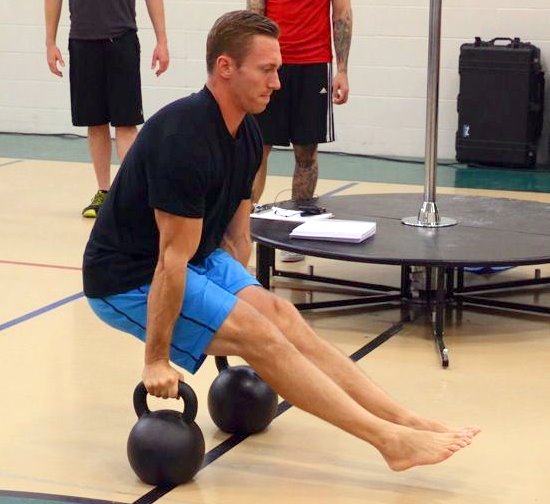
214, 299, 290, 359
293, 144, 318, 166
115, 125, 137, 136
266, 293, 321, 355
88, 124, 109, 134
269, 295, 301, 330
238, 287, 302, 335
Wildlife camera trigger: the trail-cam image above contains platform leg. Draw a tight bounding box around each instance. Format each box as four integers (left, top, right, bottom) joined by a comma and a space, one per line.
457, 266, 464, 291
401, 265, 412, 298
256, 243, 275, 289
434, 265, 449, 367
425, 265, 433, 303
446, 267, 455, 297
400, 265, 413, 322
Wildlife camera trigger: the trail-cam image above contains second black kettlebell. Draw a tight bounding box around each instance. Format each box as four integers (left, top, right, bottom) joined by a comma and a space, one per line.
207, 356, 278, 435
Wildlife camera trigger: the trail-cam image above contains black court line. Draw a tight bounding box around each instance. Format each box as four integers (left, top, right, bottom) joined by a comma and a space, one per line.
0, 490, 121, 504
131, 321, 404, 504
321, 182, 359, 198
0, 159, 23, 168
0, 292, 84, 332
131, 487, 174, 504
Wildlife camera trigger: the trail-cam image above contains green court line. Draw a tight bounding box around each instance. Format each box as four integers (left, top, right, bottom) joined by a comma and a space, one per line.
0, 159, 23, 168
1, 133, 550, 193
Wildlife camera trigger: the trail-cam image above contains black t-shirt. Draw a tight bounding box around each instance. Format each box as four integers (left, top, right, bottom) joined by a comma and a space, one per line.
83, 87, 263, 298
69, 0, 138, 40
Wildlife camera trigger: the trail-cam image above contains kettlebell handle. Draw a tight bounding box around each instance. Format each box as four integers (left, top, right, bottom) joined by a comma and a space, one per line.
215, 356, 230, 372
133, 381, 198, 423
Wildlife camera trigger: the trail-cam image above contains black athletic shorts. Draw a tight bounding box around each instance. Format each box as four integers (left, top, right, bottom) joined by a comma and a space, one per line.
68, 30, 144, 127
255, 63, 334, 146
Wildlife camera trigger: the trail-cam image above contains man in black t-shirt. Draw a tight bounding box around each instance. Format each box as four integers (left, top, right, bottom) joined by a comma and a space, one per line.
45, 0, 169, 218
84, 11, 478, 471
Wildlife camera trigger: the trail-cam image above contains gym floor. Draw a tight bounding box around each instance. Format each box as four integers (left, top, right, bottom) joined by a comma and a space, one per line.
0, 136, 549, 504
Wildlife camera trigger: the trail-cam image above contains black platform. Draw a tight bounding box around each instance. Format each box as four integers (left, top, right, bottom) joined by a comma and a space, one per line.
251, 193, 550, 367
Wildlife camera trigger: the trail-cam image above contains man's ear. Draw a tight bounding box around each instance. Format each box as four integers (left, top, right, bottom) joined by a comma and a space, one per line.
216, 55, 234, 79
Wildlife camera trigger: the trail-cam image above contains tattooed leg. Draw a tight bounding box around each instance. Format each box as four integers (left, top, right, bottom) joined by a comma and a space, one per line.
292, 144, 319, 201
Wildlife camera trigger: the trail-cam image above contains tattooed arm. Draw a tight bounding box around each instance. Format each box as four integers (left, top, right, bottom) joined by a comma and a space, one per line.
246, 0, 266, 15
331, 0, 352, 104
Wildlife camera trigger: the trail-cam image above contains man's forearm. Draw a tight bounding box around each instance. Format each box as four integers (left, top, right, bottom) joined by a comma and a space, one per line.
246, 0, 266, 15
44, 0, 62, 46
332, 2, 353, 73
145, 0, 168, 44
145, 262, 186, 364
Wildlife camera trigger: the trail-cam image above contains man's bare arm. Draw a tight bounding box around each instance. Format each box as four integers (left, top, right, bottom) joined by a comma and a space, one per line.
246, 0, 266, 15
332, 0, 353, 74
145, 0, 170, 76
143, 210, 202, 398
331, 0, 352, 104
44, 0, 65, 76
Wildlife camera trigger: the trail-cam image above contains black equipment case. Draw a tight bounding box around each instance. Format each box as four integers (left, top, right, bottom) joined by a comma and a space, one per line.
456, 37, 545, 167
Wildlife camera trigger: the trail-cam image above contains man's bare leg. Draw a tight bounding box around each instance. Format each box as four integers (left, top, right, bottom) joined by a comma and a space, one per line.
292, 144, 318, 200
238, 286, 480, 435
206, 298, 476, 471
251, 145, 272, 206
114, 125, 138, 163
88, 124, 112, 191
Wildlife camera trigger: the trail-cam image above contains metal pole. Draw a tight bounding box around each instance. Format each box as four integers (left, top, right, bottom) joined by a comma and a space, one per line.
424, 0, 441, 203
402, 0, 457, 227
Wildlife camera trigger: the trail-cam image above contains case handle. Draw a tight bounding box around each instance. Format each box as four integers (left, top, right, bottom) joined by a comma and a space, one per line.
474, 37, 522, 48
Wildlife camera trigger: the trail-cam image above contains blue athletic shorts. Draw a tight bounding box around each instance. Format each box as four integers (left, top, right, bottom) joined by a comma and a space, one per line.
87, 248, 261, 373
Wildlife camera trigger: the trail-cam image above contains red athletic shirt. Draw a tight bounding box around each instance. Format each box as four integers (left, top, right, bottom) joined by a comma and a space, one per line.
266, 0, 332, 64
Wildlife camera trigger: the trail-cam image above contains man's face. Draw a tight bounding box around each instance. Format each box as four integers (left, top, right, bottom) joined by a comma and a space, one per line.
229, 35, 282, 115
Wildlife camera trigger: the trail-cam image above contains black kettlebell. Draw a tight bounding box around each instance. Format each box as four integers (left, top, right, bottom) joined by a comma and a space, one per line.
127, 381, 205, 486
207, 356, 278, 435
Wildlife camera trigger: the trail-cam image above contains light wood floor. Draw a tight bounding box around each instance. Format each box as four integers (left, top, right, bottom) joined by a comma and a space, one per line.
0, 158, 549, 504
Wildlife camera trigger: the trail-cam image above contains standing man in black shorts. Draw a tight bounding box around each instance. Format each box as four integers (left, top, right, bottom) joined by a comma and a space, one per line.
83, 10, 479, 472
45, 0, 169, 217
248, 0, 352, 262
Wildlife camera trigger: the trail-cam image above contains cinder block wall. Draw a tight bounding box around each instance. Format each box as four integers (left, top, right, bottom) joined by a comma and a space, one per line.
1, 0, 549, 160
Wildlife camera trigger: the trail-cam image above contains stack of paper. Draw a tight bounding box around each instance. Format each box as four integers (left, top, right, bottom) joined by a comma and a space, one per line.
251, 206, 334, 223
290, 219, 376, 243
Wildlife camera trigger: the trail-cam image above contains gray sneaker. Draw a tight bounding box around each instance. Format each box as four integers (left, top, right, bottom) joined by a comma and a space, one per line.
281, 251, 305, 262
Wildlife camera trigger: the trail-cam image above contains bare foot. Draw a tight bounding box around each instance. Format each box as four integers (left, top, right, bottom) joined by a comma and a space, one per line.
378, 426, 475, 471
